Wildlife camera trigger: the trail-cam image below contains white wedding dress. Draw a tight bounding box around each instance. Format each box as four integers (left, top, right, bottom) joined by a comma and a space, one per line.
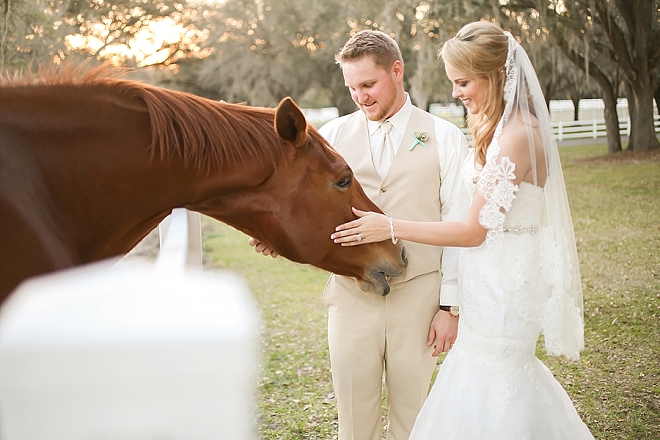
408, 148, 594, 439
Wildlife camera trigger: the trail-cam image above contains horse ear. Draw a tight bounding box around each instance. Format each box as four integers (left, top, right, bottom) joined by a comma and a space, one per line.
275, 97, 308, 148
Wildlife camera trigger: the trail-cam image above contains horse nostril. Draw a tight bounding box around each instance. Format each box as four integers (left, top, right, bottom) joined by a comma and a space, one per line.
401, 246, 408, 266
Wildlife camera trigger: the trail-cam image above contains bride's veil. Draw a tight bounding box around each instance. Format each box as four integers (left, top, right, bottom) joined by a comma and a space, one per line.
501, 32, 585, 360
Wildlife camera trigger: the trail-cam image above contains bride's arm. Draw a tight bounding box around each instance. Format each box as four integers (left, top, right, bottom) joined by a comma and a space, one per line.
394, 196, 487, 247
331, 197, 487, 248
332, 121, 537, 248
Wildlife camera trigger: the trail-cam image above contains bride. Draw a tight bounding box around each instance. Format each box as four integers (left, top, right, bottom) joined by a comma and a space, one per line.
331, 21, 594, 438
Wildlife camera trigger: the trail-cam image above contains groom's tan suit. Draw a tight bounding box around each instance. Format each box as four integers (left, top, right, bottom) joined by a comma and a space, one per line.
321, 100, 467, 440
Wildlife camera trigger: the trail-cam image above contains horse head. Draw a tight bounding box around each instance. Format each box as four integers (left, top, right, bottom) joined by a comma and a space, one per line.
198, 98, 407, 295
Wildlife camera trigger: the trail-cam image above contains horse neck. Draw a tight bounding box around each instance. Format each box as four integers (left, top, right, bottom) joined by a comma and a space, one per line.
3, 82, 281, 263
1, 86, 184, 261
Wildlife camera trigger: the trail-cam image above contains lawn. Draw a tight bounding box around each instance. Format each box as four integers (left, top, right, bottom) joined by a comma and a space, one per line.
202, 144, 659, 439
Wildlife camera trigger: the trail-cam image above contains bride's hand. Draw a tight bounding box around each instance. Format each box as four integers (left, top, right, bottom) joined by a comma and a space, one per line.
331, 207, 391, 246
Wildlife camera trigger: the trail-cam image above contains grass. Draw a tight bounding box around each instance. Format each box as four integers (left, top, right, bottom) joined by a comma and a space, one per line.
540, 144, 660, 439
202, 225, 337, 438
201, 143, 659, 439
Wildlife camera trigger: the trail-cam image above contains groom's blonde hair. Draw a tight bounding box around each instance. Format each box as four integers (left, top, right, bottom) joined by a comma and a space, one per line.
335, 30, 404, 71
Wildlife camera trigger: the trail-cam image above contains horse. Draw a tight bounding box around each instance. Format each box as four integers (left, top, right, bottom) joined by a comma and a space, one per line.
0, 65, 407, 304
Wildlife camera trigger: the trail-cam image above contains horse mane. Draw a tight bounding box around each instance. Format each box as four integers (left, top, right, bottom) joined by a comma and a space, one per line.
2, 62, 321, 173
122, 81, 288, 172
0, 62, 128, 86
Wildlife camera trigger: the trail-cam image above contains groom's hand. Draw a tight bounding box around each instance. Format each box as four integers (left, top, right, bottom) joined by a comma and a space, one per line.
248, 237, 279, 258
428, 309, 458, 356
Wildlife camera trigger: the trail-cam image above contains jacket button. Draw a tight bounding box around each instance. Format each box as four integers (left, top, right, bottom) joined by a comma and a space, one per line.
381, 187, 387, 193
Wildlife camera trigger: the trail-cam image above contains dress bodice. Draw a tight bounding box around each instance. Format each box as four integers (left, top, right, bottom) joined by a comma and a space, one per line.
462, 150, 544, 232
459, 151, 550, 362
503, 182, 544, 229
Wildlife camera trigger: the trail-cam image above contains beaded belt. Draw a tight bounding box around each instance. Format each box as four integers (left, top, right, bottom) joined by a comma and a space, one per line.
502, 225, 539, 235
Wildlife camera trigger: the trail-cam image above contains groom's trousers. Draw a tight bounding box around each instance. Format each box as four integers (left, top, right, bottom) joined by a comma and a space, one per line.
323, 270, 441, 440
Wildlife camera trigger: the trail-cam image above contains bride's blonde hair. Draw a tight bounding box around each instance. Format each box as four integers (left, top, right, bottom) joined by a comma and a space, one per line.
440, 21, 509, 166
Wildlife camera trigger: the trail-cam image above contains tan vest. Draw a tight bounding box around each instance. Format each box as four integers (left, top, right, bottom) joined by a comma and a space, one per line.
334, 108, 443, 284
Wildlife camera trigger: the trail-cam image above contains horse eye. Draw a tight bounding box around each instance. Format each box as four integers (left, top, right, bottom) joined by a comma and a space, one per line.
336, 176, 352, 189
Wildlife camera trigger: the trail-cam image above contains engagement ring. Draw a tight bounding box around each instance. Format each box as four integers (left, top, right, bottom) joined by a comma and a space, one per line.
356, 233, 362, 242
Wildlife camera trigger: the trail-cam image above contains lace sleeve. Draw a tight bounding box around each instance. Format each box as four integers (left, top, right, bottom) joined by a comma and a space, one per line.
476, 138, 519, 246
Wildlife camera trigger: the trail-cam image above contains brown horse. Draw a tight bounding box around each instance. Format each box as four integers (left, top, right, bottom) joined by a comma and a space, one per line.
0, 66, 406, 304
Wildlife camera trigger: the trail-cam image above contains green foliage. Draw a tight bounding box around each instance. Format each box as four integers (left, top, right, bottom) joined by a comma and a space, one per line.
0, 0, 64, 70
193, 0, 441, 111
7, 0, 651, 118
1, 0, 205, 72
202, 144, 659, 439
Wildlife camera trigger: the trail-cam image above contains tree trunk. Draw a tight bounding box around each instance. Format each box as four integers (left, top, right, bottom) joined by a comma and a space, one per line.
571, 94, 580, 121
630, 80, 660, 151
623, 80, 636, 150
555, 39, 622, 153
601, 82, 622, 154
599, 0, 659, 151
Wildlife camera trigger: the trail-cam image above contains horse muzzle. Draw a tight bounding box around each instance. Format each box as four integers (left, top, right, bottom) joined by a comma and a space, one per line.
358, 245, 408, 296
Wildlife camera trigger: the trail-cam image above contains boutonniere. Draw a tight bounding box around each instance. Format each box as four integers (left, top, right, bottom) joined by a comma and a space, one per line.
408, 131, 430, 151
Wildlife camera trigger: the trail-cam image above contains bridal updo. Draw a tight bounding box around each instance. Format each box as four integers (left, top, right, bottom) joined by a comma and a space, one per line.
440, 21, 509, 167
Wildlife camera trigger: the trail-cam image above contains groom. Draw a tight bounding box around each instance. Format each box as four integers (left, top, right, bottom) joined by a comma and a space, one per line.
252, 30, 468, 439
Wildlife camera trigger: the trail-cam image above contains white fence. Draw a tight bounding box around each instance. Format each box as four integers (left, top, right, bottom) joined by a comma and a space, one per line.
156, 208, 203, 271
460, 115, 660, 143
548, 98, 634, 122
311, 102, 659, 143
0, 209, 260, 440
552, 115, 660, 141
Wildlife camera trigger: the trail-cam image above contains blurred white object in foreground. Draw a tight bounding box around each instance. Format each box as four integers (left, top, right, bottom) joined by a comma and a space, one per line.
0, 259, 260, 440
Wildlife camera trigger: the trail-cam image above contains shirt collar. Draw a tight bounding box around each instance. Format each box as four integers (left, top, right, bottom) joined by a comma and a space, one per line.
367, 93, 413, 136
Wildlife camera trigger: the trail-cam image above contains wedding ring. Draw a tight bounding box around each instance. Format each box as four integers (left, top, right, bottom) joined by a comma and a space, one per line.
356, 233, 362, 242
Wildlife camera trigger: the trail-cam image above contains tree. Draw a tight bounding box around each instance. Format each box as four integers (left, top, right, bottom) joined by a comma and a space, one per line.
413, 1, 505, 111
1, 0, 206, 73
0, 0, 66, 71
513, 0, 660, 152
192, 0, 342, 106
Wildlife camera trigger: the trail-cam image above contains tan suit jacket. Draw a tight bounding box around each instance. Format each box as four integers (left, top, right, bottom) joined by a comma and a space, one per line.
323, 106, 445, 440
333, 107, 443, 284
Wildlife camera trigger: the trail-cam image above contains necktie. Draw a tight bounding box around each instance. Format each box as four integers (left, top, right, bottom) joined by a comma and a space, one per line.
374, 120, 394, 179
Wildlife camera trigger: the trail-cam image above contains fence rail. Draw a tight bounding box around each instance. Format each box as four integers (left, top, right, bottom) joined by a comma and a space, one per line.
461, 115, 660, 143
156, 208, 202, 272
0, 208, 259, 439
